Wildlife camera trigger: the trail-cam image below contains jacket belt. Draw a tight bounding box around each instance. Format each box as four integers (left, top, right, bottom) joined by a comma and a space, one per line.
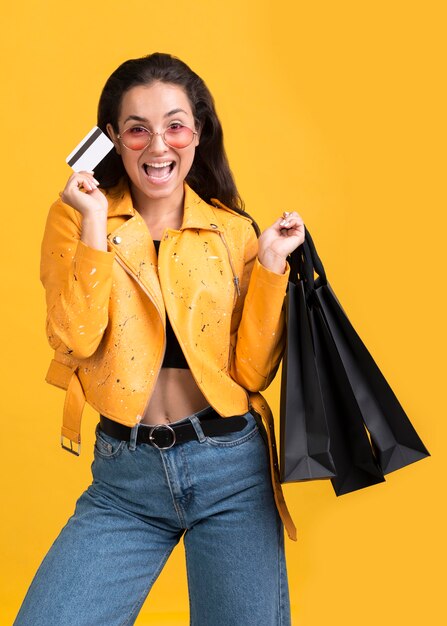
60, 371, 85, 456
249, 392, 298, 542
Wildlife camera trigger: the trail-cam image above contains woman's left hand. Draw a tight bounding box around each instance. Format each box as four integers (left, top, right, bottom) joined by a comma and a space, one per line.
257, 211, 305, 274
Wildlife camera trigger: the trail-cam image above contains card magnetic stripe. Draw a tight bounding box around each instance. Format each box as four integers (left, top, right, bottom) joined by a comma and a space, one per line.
67, 127, 104, 167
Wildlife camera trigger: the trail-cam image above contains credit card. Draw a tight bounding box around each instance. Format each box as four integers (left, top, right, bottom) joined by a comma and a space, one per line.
66, 126, 114, 172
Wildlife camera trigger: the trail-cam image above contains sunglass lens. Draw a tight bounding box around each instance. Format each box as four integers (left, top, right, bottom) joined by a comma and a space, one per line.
165, 127, 194, 148
123, 128, 151, 150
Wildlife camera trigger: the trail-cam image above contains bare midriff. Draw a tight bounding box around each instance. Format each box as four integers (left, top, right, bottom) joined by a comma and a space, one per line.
140, 368, 210, 425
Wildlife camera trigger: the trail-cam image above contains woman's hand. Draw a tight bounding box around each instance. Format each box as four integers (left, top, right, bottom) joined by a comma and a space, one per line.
59, 171, 109, 251
258, 211, 305, 274
60, 171, 108, 216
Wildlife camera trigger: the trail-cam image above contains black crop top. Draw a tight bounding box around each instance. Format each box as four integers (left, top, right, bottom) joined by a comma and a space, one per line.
153, 240, 189, 369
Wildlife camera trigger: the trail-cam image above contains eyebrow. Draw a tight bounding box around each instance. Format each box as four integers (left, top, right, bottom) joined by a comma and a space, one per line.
123, 109, 189, 124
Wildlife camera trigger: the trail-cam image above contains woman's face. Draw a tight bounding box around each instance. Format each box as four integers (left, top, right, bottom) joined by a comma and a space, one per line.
107, 81, 199, 210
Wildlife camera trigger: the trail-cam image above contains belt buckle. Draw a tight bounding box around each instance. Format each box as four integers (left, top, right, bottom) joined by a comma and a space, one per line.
148, 424, 176, 450
61, 435, 81, 456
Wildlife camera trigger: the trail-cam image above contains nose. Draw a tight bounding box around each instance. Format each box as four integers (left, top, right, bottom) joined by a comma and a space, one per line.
147, 132, 168, 153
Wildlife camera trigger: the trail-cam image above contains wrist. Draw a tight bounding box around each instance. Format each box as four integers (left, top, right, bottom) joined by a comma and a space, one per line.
257, 249, 287, 275
81, 212, 108, 251
81, 208, 108, 220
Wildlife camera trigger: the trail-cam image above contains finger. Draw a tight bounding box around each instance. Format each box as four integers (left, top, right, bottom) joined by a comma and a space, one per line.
72, 173, 98, 192
280, 221, 305, 237
79, 170, 100, 186
274, 213, 299, 226
81, 172, 99, 189
282, 210, 301, 218
281, 211, 302, 218
280, 210, 302, 220
284, 226, 305, 238
279, 215, 304, 229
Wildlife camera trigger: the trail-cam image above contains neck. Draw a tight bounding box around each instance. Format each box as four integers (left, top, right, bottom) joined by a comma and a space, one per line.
129, 182, 185, 235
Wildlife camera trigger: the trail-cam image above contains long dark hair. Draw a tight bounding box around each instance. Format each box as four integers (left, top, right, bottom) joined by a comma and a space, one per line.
95, 52, 258, 232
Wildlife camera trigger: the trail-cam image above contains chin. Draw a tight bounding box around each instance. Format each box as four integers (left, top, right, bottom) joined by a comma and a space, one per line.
131, 176, 185, 205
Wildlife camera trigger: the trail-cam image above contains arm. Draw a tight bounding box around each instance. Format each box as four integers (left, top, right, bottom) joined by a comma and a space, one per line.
40, 173, 114, 359
228, 224, 290, 391
229, 210, 305, 391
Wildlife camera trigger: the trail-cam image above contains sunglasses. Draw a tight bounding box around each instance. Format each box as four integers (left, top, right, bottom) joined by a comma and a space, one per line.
117, 124, 198, 151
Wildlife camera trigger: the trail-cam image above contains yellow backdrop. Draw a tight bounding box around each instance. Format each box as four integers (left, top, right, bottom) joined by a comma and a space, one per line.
1, 0, 445, 624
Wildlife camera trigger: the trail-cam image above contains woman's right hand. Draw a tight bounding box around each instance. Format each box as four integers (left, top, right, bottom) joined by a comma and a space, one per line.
60, 171, 109, 251
60, 170, 108, 216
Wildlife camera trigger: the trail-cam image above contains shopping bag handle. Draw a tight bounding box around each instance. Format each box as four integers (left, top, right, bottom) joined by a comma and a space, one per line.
289, 227, 327, 294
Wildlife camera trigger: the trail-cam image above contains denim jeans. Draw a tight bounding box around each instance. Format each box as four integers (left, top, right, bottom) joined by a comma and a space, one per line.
14, 408, 291, 625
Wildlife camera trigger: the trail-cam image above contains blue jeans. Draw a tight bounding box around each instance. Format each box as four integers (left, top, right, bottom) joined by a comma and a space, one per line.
14, 408, 291, 625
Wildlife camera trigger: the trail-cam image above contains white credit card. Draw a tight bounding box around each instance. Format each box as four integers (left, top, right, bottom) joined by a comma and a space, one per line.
66, 126, 114, 172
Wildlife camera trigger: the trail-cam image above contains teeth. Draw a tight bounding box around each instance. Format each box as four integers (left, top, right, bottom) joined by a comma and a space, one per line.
144, 161, 173, 168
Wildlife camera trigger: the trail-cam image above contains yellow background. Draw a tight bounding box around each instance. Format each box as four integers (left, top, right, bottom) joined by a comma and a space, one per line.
1, 0, 445, 624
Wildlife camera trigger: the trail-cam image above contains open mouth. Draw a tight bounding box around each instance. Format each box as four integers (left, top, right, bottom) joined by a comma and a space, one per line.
143, 161, 175, 181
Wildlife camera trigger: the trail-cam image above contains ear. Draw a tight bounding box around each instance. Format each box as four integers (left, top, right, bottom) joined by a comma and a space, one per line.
106, 123, 121, 155
195, 124, 201, 147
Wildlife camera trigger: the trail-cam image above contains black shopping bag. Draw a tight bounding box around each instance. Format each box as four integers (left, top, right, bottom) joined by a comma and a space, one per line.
280, 236, 385, 493
279, 276, 337, 482
304, 228, 431, 476
280, 228, 430, 495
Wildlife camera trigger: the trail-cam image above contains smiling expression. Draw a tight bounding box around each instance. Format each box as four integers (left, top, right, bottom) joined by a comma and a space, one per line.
107, 81, 200, 212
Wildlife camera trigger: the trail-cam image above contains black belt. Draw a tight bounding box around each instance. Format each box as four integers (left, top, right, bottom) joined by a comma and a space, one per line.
99, 408, 248, 450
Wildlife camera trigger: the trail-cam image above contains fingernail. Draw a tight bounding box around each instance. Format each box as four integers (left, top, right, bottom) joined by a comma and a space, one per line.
93, 178, 100, 185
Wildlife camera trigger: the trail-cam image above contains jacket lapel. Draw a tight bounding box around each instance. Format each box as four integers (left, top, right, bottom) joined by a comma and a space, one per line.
103, 179, 244, 318
105, 183, 164, 318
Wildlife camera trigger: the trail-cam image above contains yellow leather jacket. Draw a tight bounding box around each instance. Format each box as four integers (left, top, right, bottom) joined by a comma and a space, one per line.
41, 179, 297, 540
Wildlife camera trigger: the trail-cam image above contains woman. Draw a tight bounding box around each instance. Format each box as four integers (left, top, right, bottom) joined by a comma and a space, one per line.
15, 52, 304, 626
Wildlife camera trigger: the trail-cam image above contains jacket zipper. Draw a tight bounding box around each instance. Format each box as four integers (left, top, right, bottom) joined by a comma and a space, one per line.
218, 231, 241, 300
217, 231, 252, 408
114, 255, 166, 422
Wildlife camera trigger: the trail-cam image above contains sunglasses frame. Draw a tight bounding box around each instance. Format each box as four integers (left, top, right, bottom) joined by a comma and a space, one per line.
117, 125, 198, 151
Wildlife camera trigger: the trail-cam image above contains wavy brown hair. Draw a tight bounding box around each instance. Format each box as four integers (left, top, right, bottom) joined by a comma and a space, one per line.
94, 52, 259, 233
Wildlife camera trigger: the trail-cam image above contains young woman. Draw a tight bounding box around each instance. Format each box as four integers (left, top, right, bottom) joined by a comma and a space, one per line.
15, 52, 304, 626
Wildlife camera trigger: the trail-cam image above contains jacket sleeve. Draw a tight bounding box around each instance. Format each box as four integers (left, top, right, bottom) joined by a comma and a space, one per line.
40, 198, 115, 360
228, 223, 290, 391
